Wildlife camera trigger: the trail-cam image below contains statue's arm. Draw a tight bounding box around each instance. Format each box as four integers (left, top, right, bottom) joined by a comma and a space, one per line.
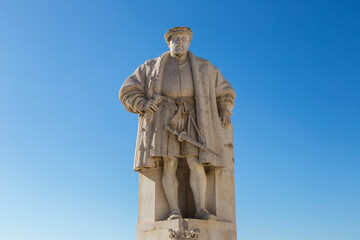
119, 64, 148, 114
214, 67, 235, 128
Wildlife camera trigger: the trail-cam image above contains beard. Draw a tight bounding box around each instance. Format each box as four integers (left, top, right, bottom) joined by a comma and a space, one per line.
171, 45, 187, 55
173, 46, 183, 52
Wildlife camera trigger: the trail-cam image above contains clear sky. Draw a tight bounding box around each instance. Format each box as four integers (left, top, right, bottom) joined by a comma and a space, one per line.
1, 0, 359, 239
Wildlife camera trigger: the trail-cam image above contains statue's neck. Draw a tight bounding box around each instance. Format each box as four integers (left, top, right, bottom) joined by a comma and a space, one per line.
170, 52, 188, 62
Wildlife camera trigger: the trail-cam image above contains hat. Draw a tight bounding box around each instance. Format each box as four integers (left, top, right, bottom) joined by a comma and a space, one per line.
164, 26, 193, 45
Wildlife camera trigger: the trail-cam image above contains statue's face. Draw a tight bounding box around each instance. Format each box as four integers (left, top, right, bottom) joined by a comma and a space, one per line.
169, 33, 190, 55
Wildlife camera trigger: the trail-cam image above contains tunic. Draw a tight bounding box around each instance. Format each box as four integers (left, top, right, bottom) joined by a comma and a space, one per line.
152, 55, 199, 158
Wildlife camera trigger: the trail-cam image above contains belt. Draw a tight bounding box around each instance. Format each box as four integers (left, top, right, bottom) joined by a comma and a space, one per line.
162, 96, 195, 110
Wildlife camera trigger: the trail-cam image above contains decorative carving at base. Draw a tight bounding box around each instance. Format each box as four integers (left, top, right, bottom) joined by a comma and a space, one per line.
168, 229, 200, 239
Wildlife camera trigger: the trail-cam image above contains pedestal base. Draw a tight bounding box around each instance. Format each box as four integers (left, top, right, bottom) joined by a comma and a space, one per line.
137, 219, 236, 240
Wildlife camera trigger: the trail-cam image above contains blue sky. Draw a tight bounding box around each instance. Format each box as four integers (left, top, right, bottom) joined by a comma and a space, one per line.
0, 0, 359, 239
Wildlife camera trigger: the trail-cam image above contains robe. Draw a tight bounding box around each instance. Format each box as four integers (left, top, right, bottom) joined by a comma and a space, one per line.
119, 51, 235, 171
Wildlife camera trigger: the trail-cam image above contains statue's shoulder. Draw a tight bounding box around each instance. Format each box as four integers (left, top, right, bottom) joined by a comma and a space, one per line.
144, 58, 157, 67
144, 52, 167, 67
192, 54, 210, 65
195, 56, 209, 63
190, 53, 216, 69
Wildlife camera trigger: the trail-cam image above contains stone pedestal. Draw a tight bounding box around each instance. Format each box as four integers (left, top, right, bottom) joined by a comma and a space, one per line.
137, 219, 236, 240
136, 126, 236, 239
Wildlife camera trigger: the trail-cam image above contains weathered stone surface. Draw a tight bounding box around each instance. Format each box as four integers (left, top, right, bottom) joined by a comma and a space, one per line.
169, 228, 200, 239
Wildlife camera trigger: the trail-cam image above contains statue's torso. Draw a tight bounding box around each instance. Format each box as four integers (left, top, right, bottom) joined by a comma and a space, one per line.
162, 57, 194, 99
149, 56, 198, 158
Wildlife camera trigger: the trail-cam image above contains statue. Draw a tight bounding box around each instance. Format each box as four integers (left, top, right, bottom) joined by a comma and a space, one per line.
119, 27, 235, 223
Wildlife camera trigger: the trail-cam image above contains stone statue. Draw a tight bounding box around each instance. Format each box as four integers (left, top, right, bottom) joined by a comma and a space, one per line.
119, 26, 236, 239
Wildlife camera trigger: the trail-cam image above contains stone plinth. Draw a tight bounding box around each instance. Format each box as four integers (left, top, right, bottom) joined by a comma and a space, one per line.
136, 126, 236, 239
137, 219, 236, 240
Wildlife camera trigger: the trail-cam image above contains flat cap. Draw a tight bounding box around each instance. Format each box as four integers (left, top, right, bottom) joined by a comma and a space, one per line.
164, 26, 193, 45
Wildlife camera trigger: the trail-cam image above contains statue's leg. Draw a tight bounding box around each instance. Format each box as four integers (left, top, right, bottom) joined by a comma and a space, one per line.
186, 156, 206, 213
187, 156, 217, 220
162, 156, 182, 219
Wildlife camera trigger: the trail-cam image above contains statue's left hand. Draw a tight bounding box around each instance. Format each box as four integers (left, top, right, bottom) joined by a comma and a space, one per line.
220, 115, 231, 128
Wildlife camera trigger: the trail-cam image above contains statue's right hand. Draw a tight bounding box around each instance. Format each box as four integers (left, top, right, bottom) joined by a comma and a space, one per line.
144, 99, 159, 113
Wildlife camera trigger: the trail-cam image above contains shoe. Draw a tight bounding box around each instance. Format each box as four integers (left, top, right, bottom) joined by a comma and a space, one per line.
167, 210, 182, 220
194, 209, 217, 221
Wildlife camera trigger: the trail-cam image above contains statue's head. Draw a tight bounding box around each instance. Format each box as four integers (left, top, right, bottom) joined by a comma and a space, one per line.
164, 26, 193, 56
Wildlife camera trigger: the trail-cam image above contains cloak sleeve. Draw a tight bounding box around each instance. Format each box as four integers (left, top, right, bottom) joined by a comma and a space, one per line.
214, 68, 236, 117
119, 64, 148, 114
